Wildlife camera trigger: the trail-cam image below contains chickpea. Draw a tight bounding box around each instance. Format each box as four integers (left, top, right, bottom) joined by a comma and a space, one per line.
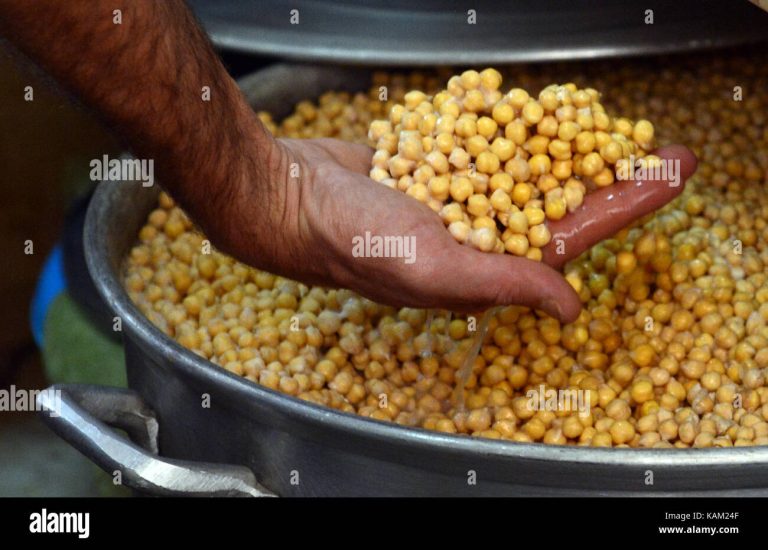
522, 101, 544, 125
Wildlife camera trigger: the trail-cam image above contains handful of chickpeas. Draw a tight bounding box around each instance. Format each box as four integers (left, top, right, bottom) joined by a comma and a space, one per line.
369, 69, 656, 258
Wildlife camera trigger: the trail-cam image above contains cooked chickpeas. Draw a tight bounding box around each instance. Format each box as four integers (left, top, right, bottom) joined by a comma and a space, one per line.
127, 54, 768, 448
371, 71, 653, 256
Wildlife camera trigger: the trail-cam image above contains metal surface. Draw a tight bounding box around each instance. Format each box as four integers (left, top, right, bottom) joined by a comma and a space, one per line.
62, 62, 768, 496
38, 385, 273, 497
188, 0, 768, 65
62, 191, 120, 339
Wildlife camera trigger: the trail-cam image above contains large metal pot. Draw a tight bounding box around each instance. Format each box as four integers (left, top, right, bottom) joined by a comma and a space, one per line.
40, 64, 768, 497
188, 0, 768, 65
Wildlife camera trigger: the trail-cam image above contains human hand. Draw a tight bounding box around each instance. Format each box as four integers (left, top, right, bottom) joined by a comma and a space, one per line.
0, 0, 696, 323
215, 137, 696, 323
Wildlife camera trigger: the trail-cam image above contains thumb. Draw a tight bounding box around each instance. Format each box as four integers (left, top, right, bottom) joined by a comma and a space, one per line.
429, 244, 582, 322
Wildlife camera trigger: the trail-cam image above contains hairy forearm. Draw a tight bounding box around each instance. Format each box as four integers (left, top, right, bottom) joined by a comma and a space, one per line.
0, 0, 276, 238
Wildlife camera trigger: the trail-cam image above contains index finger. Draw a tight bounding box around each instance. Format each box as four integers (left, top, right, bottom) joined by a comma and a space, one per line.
542, 145, 698, 269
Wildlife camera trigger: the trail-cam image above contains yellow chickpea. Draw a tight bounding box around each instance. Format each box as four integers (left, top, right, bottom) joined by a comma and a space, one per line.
522, 101, 544, 125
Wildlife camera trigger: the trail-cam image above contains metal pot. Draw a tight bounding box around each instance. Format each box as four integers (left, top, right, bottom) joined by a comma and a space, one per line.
40, 64, 768, 497
188, 0, 768, 65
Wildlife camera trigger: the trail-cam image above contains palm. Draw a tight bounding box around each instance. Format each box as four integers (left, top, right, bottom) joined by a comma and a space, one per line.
279, 137, 696, 322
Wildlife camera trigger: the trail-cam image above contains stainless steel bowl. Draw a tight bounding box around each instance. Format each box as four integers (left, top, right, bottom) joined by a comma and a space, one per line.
40, 63, 768, 497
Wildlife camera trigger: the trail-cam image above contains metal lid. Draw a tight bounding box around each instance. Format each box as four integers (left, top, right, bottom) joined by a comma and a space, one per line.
189, 0, 768, 65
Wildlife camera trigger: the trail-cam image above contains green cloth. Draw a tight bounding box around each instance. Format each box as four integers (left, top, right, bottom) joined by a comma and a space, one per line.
42, 292, 126, 386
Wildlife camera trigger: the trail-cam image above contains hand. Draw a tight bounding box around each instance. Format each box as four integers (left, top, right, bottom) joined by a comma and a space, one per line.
0, 0, 697, 323
214, 136, 697, 324
0, 0, 696, 323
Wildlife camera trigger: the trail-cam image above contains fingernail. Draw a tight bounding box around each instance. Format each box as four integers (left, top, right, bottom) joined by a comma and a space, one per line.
540, 298, 564, 320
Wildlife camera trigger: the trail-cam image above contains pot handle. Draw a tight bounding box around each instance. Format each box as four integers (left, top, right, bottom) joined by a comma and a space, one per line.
37, 384, 275, 497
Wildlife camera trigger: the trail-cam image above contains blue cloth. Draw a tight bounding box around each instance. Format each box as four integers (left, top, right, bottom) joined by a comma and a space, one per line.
30, 243, 67, 347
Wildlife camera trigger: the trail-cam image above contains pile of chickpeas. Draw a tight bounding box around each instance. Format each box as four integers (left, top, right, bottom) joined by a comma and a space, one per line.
125, 51, 768, 448
368, 69, 656, 256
